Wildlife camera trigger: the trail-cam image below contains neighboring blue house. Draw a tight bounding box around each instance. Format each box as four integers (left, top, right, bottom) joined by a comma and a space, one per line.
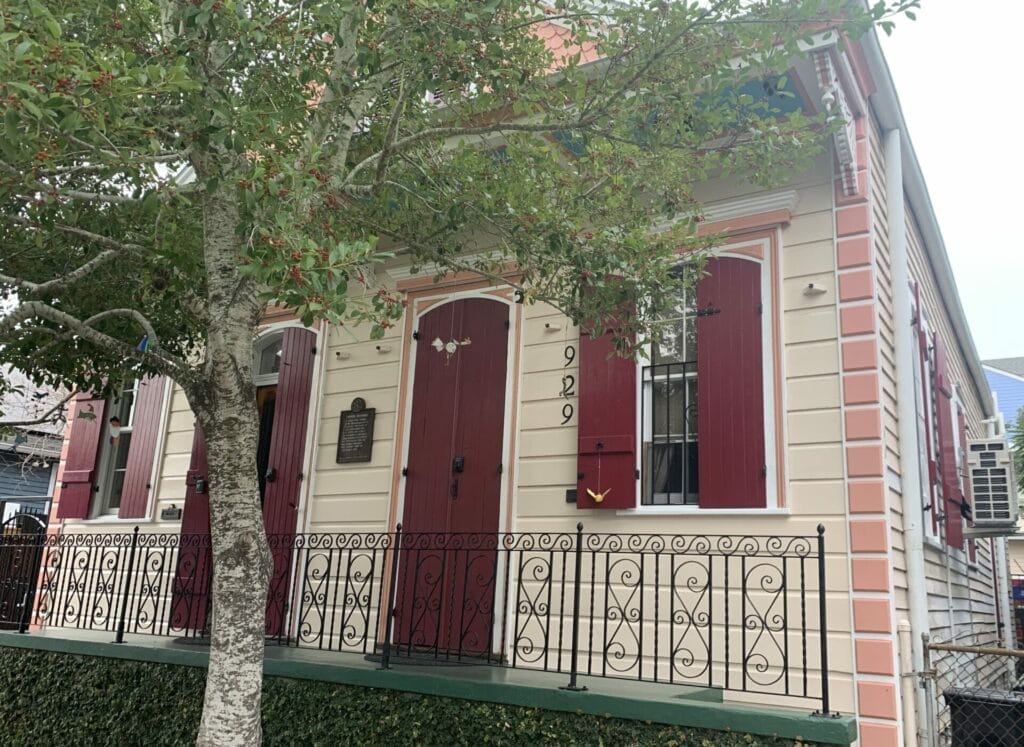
984, 357, 1024, 436
0, 367, 63, 527
985, 358, 1024, 583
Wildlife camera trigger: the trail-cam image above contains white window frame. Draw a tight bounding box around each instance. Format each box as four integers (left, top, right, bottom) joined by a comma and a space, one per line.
93, 380, 140, 517
253, 330, 284, 387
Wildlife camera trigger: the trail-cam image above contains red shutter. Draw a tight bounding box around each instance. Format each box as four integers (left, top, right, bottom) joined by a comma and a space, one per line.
576, 329, 637, 509
56, 392, 106, 519
262, 327, 316, 536
696, 257, 766, 508
118, 376, 165, 519
263, 327, 316, 636
933, 335, 962, 550
170, 426, 211, 632
957, 406, 976, 562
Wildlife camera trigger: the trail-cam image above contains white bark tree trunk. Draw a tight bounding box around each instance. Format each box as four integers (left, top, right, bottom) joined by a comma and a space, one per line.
191, 185, 272, 746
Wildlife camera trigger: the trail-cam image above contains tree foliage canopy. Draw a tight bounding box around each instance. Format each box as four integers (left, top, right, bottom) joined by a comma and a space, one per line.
0, 0, 914, 403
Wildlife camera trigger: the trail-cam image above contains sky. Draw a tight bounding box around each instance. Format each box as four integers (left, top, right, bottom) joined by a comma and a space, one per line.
878, 2, 1024, 361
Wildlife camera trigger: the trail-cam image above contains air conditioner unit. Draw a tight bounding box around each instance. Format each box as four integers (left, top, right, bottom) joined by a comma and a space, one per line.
965, 438, 1019, 535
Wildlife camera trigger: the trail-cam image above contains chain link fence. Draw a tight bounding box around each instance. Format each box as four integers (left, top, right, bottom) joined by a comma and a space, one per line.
924, 637, 1024, 746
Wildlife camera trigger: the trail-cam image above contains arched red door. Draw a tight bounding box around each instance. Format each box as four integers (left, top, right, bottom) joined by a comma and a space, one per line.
395, 297, 509, 657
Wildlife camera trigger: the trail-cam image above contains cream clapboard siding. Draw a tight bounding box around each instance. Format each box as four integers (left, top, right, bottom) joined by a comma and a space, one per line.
305, 320, 404, 533
906, 206, 999, 647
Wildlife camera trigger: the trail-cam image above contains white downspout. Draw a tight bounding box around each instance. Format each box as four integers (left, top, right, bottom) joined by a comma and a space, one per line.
887, 129, 931, 746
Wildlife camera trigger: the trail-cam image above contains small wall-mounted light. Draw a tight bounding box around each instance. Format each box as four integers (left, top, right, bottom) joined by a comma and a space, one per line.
375, 344, 392, 354
544, 322, 562, 333
335, 350, 351, 361
803, 283, 828, 296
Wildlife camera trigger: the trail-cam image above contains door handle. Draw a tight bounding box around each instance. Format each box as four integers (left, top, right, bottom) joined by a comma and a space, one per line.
450, 479, 459, 499
265, 467, 277, 483
452, 455, 465, 473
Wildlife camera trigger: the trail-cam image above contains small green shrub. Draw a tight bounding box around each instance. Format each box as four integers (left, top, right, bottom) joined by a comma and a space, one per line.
0, 648, 810, 746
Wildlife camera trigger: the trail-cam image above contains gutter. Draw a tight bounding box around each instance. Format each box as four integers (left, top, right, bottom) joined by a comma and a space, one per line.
858, 31, 993, 418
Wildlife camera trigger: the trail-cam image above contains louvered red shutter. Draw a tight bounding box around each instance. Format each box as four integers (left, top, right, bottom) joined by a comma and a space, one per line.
696, 257, 766, 508
118, 375, 165, 518
263, 327, 316, 636
56, 392, 106, 519
170, 426, 211, 632
957, 406, 976, 562
933, 335, 962, 550
576, 329, 637, 509
262, 327, 316, 536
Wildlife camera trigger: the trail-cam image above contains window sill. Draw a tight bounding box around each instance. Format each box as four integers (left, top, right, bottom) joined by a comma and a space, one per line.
76, 515, 141, 525
616, 506, 790, 517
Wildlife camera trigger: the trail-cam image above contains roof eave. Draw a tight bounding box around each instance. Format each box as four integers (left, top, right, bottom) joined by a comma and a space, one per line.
858, 30, 994, 419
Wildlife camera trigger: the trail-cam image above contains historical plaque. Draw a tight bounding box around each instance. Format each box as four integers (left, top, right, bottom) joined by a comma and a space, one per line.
336, 397, 375, 464
160, 506, 183, 521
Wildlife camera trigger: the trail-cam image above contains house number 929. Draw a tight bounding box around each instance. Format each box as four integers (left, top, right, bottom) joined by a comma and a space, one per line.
560, 344, 575, 424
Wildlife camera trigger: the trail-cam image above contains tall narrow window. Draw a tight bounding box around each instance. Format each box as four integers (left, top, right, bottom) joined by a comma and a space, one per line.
641, 293, 698, 505
97, 380, 139, 515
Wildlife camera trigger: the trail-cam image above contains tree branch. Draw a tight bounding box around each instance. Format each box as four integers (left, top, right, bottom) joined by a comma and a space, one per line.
0, 391, 74, 429
0, 301, 192, 382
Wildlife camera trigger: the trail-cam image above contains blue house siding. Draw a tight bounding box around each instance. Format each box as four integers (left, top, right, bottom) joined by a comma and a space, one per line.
0, 451, 53, 499
984, 366, 1024, 436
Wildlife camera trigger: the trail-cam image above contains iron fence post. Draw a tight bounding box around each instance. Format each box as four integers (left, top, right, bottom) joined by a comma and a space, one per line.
380, 523, 402, 670
815, 524, 831, 716
115, 527, 140, 644
561, 522, 587, 691
16, 534, 42, 634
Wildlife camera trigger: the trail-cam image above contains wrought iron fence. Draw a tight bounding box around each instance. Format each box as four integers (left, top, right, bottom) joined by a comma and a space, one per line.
8, 524, 833, 712
923, 636, 1024, 747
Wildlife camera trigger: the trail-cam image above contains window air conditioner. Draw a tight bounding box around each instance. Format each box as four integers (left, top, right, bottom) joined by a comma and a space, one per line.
965, 438, 1019, 536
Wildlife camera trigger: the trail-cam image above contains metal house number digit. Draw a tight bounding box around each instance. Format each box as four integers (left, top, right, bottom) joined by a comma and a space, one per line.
559, 343, 576, 425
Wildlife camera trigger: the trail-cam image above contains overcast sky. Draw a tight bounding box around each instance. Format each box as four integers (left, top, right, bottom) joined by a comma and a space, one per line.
878, 3, 1023, 361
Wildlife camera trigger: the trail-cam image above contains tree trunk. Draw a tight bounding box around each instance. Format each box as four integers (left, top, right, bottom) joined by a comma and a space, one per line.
193, 185, 271, 746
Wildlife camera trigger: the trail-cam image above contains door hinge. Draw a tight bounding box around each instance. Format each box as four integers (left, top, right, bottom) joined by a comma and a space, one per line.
311, 346, 317, 355
761, 465, 767, 477
497, 463, 503, 475
635, 469, 640, 480
757, 303, 763, 315
412, 331, 419, 340
401, 467, 408, 477
504, 320, 510, 331
297, 472, 304, 482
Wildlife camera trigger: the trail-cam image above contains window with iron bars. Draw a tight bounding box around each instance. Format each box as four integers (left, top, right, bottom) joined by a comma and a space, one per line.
641, 293, 698, 505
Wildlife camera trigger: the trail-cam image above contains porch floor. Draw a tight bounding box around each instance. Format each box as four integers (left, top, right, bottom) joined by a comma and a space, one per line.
0, 629, 856, 745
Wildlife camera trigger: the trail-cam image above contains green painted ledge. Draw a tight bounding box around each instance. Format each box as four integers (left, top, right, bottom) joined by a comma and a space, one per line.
0, 630, 856, 745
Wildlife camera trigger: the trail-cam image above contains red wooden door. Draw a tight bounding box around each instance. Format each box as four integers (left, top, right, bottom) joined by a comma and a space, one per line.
170, 427, 212, 633
262, 326, 317, 638
696, 257, 766, 508
396, 297, 509, 657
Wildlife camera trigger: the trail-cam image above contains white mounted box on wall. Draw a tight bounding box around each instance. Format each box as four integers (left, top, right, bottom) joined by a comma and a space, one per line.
965, 437, 1019, 536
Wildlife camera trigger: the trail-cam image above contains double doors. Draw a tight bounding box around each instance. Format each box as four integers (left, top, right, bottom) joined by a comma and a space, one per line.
395, 297, 509, 657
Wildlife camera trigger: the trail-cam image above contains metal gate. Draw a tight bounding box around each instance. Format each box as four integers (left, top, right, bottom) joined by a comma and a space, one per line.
0, 513, 46, 630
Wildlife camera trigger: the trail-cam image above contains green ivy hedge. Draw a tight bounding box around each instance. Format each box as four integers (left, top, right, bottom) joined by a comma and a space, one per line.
0, 648, 810, 746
